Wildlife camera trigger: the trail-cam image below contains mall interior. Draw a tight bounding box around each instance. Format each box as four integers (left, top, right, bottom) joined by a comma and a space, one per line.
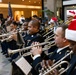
0, 0, 63, 20
0, 0, 76, 75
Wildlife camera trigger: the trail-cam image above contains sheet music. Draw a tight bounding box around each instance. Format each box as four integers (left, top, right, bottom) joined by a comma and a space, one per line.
15, 56, 32, 75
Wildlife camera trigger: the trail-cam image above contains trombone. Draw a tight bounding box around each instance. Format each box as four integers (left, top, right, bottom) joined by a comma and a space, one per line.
43, 29, 54, 37
39, 51, 73, 75
8, 41, 55, 55
45, 34, 54, 41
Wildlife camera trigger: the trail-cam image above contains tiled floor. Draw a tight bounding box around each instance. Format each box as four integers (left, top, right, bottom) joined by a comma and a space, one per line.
0, 47, 12, 75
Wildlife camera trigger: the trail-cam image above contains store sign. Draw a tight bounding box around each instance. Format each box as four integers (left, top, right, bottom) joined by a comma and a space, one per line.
67, 10, 76, 15
62, 0, 70, 1
63, 0, 76, 5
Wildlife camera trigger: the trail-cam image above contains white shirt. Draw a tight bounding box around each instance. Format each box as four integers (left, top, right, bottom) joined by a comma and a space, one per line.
33, 54, 41, 60
20, 17, 25, 24
57, 45, 69, 53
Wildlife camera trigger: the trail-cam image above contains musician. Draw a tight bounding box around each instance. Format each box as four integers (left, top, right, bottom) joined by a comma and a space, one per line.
11, 19, 45, 75
64, 10, 75, 25
23, 19, 45, 63
31, 25, 72, 75
65, 20, 76, 75
45, 17, 58, 33
1, 21, 19, 60
21, 21, 28, 31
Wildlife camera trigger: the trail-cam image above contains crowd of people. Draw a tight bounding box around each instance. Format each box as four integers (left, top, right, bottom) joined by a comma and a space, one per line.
0, 10, 76, 75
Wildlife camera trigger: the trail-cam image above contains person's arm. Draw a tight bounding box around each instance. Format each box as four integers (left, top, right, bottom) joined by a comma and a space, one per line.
31, 42, 43, 73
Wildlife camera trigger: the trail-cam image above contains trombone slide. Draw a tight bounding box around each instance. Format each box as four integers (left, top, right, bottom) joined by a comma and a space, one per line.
43, 29, 54, 37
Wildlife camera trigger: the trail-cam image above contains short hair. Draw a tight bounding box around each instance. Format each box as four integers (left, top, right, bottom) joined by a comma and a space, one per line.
11, 21, 18, 26
32, 15, 38, 18
58, 24, 68, 37
29, 19, 40, 29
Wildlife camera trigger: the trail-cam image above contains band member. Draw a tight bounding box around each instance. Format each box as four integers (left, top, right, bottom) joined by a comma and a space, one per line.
1, 21, 19, 60
21, 21, 28, 31
23, 19, 44, 63
64, 10, 75, 25
31, 25, 72, 75
12, 19, 45, 75
65, 20, 76, 75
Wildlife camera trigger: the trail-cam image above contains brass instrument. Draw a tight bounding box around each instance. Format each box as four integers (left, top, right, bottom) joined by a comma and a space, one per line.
8, 41, 55, 55
22, 43, 55, 57
0, 30, 26, 42
1, 36, 12, 42
0, 33, 11, 37
63, 20, 72, 25
0, 30, 24, 38
39, 51, 73, 75
43, 29, 54, 37
45, 34, 54, 41
45, 24, 54, 32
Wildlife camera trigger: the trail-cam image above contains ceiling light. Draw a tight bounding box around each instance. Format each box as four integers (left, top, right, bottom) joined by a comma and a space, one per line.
34, 1, 36, 3
0, 3, 41, 9
0, 0, 2, 2
39, 2, 40, 4
29, 0, 31, 2
22, 0, 24, 1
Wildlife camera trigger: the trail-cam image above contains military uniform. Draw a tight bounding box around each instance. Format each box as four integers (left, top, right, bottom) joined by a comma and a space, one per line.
23, 32, 44, 63
12, 32, 44, 75
32, 46, 72, 75
49, 46, 71, 63
24, 32, 44, 47
66, 54, 76, 75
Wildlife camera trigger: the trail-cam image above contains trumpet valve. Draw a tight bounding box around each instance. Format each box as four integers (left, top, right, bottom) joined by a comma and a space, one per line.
39, 68, 45, 75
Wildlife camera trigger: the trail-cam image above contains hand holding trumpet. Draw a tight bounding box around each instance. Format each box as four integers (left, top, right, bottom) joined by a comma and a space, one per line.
30, 42, 43, 56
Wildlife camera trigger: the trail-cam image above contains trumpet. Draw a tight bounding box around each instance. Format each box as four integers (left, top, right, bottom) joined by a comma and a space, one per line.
0, 30, 24, 38
8, 41, 55, 55
0, 33, 11, 37
22, 43, 55, 57
39, 51, 73, 75
1, 36, 12, 42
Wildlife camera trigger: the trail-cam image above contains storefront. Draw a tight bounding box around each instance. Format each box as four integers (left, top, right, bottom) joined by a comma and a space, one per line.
62, 0, 76, 20
0, 0, 43, 20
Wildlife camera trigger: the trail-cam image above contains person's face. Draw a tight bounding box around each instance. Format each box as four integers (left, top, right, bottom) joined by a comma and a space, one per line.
67, 16, 73, 21
69, 40, 76, 54
22, 22, 28, 30
28, 21, 38, 34
10, 24, 16, 30
54, 27, 66, 48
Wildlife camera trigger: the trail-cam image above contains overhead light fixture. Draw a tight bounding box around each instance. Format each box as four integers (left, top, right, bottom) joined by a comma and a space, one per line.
34, 1, 36, 3
0, 3, 41, 9
29, 0, 31, 2
0, 0, 2, 2
39, 2, 40, 4
22, 0, 24, 1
